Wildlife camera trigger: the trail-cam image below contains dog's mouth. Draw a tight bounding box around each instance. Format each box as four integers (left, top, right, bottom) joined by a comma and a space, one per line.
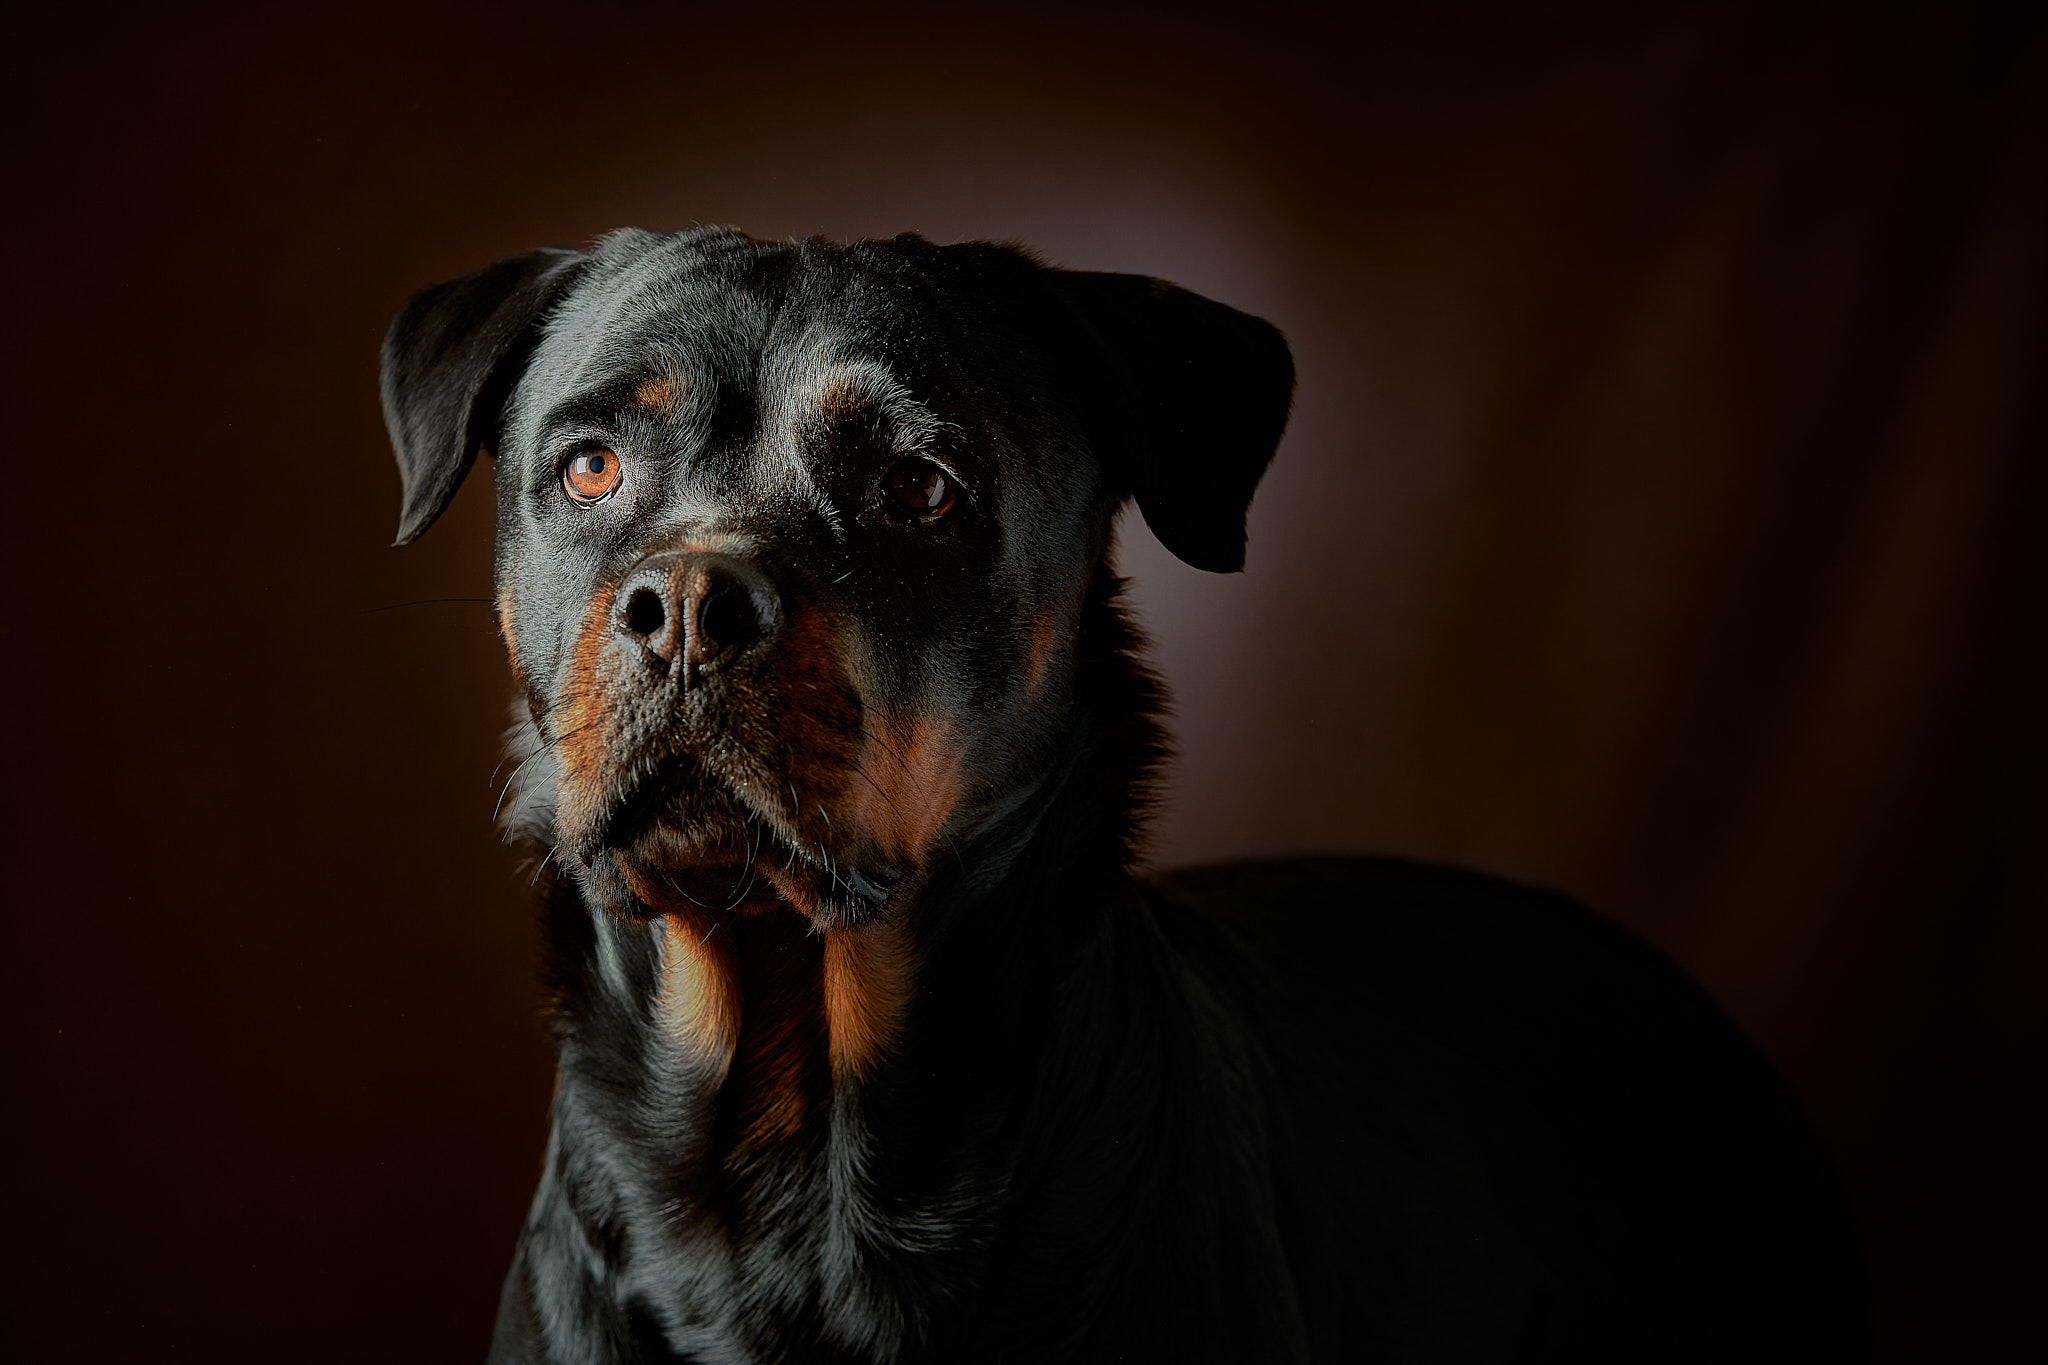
540, 587, 960, 928
569, 745, 902, 925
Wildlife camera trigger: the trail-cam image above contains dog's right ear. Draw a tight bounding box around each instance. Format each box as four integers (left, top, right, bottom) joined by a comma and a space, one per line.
379, 248, 585, 545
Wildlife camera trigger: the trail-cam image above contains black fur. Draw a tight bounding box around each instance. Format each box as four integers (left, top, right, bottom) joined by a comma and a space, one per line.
380, 228, 1866, 1362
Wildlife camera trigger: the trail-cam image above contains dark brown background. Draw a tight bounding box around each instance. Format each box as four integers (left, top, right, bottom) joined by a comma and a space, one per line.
4, 2, 2042, 1360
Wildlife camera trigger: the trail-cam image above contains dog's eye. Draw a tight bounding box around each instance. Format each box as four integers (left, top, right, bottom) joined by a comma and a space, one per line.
563, 449, 624, 505
885, 458, 956, 518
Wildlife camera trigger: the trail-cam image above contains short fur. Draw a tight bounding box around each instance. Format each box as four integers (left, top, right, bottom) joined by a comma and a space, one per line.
380, 228, 1866, 1363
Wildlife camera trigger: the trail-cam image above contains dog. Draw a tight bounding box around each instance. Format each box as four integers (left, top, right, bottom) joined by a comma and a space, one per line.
380, 227, 1866, 1363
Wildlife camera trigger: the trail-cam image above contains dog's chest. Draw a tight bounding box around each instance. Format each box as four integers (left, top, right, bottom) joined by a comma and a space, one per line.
525, 922, 1015, 1363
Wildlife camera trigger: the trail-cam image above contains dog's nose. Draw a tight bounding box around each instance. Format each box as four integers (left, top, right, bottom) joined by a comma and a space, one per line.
615, 550, 779, 680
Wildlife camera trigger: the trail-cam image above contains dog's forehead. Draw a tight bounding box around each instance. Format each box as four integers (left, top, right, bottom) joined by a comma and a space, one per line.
523, 234, 954, 431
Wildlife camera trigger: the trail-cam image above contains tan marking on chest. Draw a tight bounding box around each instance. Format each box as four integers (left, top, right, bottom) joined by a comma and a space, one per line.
655, 911, 741, 1081
823, 918, 917, 1081
728, 910, 828, 1149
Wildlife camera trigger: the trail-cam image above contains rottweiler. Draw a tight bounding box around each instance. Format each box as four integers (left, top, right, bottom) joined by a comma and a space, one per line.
379, 228, 1866, 1363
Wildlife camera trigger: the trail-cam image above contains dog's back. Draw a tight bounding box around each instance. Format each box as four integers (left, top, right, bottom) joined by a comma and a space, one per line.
1148, 857, 1866, 1362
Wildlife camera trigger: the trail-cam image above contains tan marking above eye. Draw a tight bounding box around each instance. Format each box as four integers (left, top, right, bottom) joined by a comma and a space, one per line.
564, 449, 624, 504
634, 375, 683, 414
885, 457, 956, 517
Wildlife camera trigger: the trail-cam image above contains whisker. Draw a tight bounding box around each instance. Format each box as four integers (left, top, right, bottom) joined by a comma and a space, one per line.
857, 724, 910, 770
860, 735, 969, 873
527, 845, 558, 887
720, 860, 760, 914
816, 750, 917, 840
660, 870, 708, 908
816, 842, 848, 896
492, 722, 594, 822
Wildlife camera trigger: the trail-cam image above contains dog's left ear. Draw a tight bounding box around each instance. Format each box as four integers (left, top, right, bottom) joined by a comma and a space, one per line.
380, 248, 586, 545
1051, 271, 1294, 573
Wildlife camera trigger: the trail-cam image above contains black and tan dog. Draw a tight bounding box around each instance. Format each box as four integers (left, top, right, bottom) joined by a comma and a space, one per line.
380, 228, 1865, 1363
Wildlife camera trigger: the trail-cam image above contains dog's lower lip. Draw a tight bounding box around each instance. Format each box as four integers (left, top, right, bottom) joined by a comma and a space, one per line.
579, 758, 905, 911
840, 864, 897, 906
761, 832, 903, 910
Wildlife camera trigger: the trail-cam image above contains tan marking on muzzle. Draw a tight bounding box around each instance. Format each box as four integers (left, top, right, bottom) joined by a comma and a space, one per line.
496, 581, 527, 689
850, 713, 967, 866
549, 580, 620, 843
740, 601, 866, 847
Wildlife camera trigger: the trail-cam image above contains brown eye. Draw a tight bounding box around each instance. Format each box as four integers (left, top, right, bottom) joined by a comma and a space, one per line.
886, 457, 956, 517
563, 449, 623, 505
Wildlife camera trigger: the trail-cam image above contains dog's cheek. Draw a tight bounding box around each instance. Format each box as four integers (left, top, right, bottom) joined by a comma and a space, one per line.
494, 579, 536, 703
1022, 610, 1059, 703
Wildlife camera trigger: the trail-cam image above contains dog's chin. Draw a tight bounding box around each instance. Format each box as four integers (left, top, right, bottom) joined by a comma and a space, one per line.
565, 775, 764, 919
566, 767, 902, 927
574, 830, 899, 928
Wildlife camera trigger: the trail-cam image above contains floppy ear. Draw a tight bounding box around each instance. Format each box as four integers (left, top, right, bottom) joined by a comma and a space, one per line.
379, 248, 586, 544
1051, 271, 1294, 573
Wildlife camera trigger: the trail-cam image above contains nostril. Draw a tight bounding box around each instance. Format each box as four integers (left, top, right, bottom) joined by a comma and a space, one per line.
623, 586, 666, 638
698, 577, 764, 651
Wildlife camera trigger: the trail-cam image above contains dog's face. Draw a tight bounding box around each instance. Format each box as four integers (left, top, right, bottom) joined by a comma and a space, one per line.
382, 228, 1291, 931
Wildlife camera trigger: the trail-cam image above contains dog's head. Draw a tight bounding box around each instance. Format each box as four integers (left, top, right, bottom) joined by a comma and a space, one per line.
381, 228, 1291, 931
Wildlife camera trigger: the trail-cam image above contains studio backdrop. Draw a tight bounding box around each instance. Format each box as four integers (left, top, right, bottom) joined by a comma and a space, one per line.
4, 3, 2042, 1361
